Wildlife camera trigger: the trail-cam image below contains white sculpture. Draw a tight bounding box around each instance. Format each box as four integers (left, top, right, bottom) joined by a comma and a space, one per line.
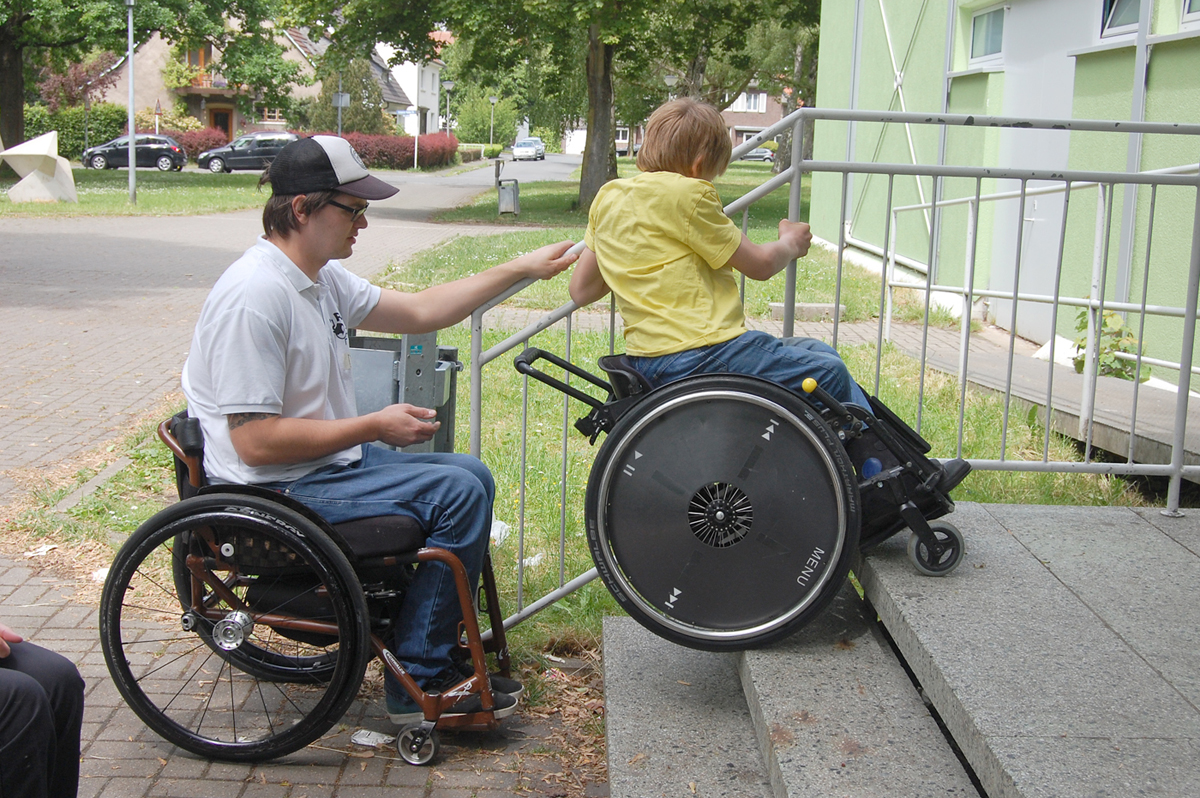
1, 131, 78, 203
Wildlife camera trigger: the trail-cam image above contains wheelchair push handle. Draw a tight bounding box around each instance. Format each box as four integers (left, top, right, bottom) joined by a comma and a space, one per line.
513, 347, 612, 409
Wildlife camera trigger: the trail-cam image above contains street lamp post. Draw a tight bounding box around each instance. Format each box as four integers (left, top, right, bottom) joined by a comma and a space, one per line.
663, 73, 679, 100
441, 80, 455, 133
126, 0, 136, 204
489, 95, 498, 145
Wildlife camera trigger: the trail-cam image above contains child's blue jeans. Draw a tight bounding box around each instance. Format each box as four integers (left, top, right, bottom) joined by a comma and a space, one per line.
628, 330, 871, 409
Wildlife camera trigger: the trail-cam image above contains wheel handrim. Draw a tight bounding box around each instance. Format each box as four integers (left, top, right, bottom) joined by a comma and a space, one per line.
100, 501, 369, 760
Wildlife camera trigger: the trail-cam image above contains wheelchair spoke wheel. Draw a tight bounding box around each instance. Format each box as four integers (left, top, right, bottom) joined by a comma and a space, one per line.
586, 375, 860, 651
100, 493, 371, 761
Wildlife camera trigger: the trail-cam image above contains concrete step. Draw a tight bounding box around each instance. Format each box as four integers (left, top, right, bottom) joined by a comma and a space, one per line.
604, 584, 975, 797
603, 616, 774, 798
858, 502, 1200, 798
604, 502, 1200, 797
740, 581, 977, 797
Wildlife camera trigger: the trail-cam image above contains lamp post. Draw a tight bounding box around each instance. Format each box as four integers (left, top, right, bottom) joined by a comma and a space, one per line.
489, 95, 498, 145
441, 80, 455, 133
126, 0, 136, 204
663, 73, 679, 100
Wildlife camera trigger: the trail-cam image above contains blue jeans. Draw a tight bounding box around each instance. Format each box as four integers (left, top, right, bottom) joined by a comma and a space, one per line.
629, 330, 871, 409
262, 445, 494, 690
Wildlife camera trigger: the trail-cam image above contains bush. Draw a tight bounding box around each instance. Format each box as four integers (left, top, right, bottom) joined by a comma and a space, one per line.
172, 128, 229, 162
311, 130, 460, 170
459, 146, 482, 162
762, 140, 779, 153
23, 102, 127, 160
483, 144, 504, 159
135, 107, 203, 133
530, 126, 562, 153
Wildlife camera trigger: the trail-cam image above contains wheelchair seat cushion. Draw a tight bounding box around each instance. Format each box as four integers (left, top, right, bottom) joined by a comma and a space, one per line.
332, 515, 426, 560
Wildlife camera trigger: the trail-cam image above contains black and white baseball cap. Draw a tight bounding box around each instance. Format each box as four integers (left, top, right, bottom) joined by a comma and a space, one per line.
268, 135, 398, 200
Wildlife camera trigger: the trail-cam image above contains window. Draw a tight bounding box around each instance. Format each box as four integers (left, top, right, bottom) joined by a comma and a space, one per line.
970, 7, 1005, 60
261, 108, 285, 122
185, 45, 213, 69
730, 92, 766, 113
1185, 0, 1199, 21
1102, 0, 1139, 35
615, 127, 629, 143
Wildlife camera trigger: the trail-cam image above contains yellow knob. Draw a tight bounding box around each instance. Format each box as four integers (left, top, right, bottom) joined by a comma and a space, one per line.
802, 378, 817, 394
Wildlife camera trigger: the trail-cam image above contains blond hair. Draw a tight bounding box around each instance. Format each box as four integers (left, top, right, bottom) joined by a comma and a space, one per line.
636, 98, 732, 179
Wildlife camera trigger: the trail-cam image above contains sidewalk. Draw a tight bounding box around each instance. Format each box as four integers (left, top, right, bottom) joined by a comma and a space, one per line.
0, 552, 603, 798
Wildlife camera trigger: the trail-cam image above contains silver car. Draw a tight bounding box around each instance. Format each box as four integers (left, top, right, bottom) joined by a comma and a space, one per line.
513, 137, 545, 161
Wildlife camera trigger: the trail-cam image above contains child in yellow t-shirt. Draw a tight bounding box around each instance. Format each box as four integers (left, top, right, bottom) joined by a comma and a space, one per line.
568, 97, 870, 408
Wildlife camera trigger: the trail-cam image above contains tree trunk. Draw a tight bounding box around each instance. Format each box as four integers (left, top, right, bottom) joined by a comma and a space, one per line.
0, 38, 25, 149
773, 38, 805, 176
579, 23, 615, 211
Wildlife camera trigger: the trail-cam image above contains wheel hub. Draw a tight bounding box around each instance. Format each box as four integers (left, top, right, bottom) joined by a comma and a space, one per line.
212, 610, 254, 651
688, 482, 753, 548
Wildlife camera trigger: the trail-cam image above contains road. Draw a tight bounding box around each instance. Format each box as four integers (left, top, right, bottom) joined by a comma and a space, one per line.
0, 153, 581, 501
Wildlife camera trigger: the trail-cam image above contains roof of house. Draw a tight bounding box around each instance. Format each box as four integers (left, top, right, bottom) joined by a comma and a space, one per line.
284, 28, 411, 108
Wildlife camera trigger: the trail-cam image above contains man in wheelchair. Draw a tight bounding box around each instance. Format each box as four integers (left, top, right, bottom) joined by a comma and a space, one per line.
181, 136, 578, 726
568, 99, 969, 557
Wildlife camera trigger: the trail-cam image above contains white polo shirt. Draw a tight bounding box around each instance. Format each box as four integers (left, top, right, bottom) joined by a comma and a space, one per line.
182, 236, 382, 485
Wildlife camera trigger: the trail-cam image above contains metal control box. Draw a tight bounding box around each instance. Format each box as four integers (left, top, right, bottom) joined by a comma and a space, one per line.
348, 332, 459, 453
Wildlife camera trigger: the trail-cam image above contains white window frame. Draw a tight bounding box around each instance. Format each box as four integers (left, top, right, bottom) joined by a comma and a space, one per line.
1184, 0, 1200, 25
615, 126, 629, 143
1101, 0, 1140, 38
729, 91, 767, 114
968, 4, 1007, 66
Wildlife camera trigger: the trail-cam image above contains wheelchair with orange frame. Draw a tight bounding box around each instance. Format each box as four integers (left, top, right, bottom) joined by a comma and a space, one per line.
99, 412, 514, 766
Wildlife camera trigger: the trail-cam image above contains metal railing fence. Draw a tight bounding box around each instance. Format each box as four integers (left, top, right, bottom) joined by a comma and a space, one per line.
467, 107, 1200, 633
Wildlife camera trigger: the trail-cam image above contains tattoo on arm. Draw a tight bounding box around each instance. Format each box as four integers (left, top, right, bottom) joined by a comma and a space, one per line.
227, 412, 279, 430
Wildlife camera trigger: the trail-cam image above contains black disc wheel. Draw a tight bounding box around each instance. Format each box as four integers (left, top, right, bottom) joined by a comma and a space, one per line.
100, 493, 371, 761
585, 375, 860, 651
907, 521, 965, 576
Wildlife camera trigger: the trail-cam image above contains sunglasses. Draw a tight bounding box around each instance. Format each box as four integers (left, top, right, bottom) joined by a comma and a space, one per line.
328, 199, 369, 221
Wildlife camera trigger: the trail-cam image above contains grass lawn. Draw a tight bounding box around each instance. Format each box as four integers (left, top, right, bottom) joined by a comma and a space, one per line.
0, 168, 270, 217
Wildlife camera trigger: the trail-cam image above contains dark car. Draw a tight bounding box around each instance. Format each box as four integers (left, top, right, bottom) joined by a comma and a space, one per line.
197, 132, 300, 173
83, 135, 187, 171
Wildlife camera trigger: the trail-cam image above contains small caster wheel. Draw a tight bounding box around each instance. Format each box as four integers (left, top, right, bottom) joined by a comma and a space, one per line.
396, 724, 439, 765
907, 521, 965, 576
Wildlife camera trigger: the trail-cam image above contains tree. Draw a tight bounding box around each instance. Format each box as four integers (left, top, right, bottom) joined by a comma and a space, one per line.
309, 58, 388, 134
36, 50, 119, 113
450, 85, 519, 145
1, 0, 303, 148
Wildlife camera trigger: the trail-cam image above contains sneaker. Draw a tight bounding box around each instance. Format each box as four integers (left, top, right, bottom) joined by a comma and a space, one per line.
455, 659, 525, 701
386, 673, 518, 725
935, 458, 972, 493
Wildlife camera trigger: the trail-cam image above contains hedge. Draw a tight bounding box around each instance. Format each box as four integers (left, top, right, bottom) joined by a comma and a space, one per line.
312, 130, 459, 170
24, 102, 128, 161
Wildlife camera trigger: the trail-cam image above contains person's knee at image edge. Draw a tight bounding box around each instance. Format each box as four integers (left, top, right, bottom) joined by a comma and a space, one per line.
181, 135, 578, 723
0, 621, 85, 798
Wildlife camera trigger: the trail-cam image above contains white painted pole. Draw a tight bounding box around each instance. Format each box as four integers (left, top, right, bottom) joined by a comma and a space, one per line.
126, 0, 136, 204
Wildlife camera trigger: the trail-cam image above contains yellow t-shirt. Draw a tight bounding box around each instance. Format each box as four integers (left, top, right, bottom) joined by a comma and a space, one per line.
585, 170, 745, 357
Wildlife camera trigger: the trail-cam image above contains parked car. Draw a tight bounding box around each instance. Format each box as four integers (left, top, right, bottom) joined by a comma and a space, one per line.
82, 135, 187, 171
740, 147, 774, 162
512, 137, 546, 161
197, 132, 300, 173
